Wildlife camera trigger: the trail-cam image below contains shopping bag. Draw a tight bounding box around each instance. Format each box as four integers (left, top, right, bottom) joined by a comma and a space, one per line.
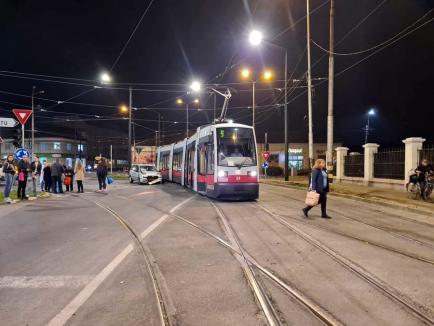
64, 176, 71, 186
305, 191, 320, 206
107, 176, 114, 185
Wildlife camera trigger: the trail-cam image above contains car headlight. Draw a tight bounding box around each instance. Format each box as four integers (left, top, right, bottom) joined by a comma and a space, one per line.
218, 170, 227, 178
248, 170, 257, 177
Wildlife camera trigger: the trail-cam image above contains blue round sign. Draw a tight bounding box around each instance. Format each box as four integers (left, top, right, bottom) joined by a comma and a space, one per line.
262, 161, 269, 169
15, 148, 30, 161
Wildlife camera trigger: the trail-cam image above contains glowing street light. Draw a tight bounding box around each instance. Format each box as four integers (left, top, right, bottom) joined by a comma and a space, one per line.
364, 108, 377, 143
368, 108, 375, 115
193, 98, 199, 104
249, 30, 263, 46
176, 98, 184, 105
263, 70, 273, 80
120, 105, 128, 113
190, 80, 201, 92
241, 68, 251, 79
100, 72, 111, 83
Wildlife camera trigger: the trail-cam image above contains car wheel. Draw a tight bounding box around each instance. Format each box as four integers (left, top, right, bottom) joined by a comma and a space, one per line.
129, 177, 134, 183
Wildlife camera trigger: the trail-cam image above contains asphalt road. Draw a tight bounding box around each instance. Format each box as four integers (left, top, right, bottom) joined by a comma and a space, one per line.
0, 179, 433, 326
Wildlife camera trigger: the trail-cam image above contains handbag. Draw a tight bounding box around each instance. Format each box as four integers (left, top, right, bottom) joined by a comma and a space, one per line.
107, 176, 113, 185
18, 172, 25, 182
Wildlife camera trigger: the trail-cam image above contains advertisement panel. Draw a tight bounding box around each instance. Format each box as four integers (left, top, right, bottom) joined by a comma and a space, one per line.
132, 146, 156, 164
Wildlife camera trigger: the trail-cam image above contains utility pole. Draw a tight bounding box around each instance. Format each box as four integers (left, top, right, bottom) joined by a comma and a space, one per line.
213, 92, 217, 121
326, 0, 335, 170
31, 86, 35, 159
252, 81, 256, 129
186, 103, 189, 138
128, 85, 132, 168
306, 0, 314, 167
110, 144, 113, 174
284, 50, 289, 181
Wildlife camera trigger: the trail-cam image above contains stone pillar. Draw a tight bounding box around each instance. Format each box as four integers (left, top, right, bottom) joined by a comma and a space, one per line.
363, 143, 380, 185
402, 137, 425, 182
335, 147, 349, 182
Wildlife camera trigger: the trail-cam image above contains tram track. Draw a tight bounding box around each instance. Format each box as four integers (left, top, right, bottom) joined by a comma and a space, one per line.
261, 186, 434, 253
81, 196, 172, 326
256, 202, 434, 325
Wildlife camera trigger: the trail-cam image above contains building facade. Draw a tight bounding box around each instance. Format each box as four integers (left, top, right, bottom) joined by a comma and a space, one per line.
257, 143, 342, 170
1, 137, 87, 167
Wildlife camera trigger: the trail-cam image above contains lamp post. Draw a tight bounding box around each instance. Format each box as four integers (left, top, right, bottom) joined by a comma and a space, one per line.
176, 98, 199, 138
364, 109, 375, 144
248, 30, 289, 180
31, 86, 44, 160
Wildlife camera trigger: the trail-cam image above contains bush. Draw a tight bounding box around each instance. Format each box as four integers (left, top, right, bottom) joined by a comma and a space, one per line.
263, 166, 283, 176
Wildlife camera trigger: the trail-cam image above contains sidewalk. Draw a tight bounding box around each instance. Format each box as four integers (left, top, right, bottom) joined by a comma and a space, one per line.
260, 176, 434, 216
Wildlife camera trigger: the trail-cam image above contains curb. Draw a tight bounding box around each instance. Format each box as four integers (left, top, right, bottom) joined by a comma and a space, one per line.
0, 192, 51, 206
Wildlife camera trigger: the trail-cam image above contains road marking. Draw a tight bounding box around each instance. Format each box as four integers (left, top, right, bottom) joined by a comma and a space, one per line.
0, 276, 93, 289
131, 190, 158, 197
47, 195, 194, 326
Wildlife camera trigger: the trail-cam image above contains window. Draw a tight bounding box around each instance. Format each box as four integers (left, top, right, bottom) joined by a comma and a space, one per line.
198, 144, 206, 175
172, 151, 183, 171
207, 144, 214, 175
217, 127, 256, 167
53, 142, 61, 150
40, 143, 49, 151
78, 144, 84, 152
140, 165, 156, 173
66, 143, 72, 151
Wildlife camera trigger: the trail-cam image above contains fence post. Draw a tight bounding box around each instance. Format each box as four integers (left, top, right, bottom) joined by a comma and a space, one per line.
335, 147, 349, 182
362, 143, 380, 185
402, 137, 426, 183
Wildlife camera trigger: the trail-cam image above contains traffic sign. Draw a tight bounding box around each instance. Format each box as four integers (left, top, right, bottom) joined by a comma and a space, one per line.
13, 109, 33, 125
15, 148, 30, 161
262, 151, 270, 161
262, 161, 269, 169
0, 117, 19, 128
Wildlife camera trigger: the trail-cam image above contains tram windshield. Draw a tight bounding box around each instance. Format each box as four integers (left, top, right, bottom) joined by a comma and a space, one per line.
217, 127, 257, 167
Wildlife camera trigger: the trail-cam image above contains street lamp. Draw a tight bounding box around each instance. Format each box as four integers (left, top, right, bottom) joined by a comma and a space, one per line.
364, 108, 376, 144
31, 86, 44, 160
176, 98, 199, 138
190, 81, 201, 92
100, 72, 111, 84
120, 105, 128, 113
247, 29, 290, 181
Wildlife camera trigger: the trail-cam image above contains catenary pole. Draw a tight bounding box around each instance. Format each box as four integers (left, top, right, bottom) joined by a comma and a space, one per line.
306, 0, 314, 167
128, 85, 132, 168
326, 0, 335, 170
284, 50, 289, 181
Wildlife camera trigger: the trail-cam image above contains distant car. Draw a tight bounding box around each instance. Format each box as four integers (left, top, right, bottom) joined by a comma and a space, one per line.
129, 164, 162, 185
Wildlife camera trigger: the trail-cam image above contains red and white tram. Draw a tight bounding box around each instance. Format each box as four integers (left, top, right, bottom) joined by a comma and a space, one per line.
157, 121, 259, 200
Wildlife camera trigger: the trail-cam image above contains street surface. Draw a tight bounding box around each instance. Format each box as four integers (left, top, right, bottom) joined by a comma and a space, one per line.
1, 179, 433, 326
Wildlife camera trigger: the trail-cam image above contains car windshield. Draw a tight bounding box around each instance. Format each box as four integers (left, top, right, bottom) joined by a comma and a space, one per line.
217, 127, 257, 167
140, 166, 156, 172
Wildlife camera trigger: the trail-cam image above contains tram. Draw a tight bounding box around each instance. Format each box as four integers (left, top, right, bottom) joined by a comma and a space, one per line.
156, 121, 259, 200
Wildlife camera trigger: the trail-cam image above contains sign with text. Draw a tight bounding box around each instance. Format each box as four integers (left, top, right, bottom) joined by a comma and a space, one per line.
0, 117, 19, 128
13, 109, 33, 125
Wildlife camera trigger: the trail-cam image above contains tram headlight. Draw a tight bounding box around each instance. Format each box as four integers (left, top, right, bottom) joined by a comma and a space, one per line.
248, 170, 257, 177
218, 170, 227, 178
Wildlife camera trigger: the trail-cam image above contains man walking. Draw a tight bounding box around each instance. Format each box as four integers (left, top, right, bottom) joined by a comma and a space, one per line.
30, 155, 42, 197
3, 154, 16, 203
51, 159, 64, 194
17, 155, 31, 200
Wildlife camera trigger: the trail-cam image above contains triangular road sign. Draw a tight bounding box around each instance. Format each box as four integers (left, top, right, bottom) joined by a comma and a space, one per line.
0, 137, 3, 144
13, 109, 33, 125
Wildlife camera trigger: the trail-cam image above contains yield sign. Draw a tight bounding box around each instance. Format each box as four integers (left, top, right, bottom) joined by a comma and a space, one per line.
0, 137, 3, 144
13, 109, 33, 125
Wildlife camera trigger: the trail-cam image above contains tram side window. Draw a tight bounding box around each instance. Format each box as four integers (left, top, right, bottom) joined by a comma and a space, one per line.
207, 144, 214, 175
161, 153, 170, 170
198, 144, 206, 176
172, 152, 182, 171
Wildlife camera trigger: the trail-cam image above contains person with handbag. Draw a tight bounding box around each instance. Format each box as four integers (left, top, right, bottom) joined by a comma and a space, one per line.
17, 155, 31, 200
302, 159, 331, 219
3, 154, 16, 203
64, 165, 74, 192
96, 158, 108, 192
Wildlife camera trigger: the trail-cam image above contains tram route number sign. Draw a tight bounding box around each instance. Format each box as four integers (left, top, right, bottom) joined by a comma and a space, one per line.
262, 151, 270, 161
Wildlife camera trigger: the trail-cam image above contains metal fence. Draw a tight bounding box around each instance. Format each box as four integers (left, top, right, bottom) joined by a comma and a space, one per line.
419, 144, 434, 164
374, 148, 405, 179
344, 153, 364, 177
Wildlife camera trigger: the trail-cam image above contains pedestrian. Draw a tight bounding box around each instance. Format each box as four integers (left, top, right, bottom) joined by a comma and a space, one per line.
96, 158, 108, 192
40, 160, 46, 192
302, 159, 331, 219
30, 155, 42, 197
74, 159, 85, 193
17, 155, 31, 200
2, 154, 16, 203
43, 162, 52, 192
415, 158, 434, 200
51, 159, 64, 194
64, 165, 74, 192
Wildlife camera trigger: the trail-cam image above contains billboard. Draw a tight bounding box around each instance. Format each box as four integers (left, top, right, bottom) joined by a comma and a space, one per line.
132, 146, 156, 164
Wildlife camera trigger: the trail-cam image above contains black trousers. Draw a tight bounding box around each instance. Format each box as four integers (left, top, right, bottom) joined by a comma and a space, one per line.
17, 179, 27, 198
97, 174, 107, 190
44, 178, 52, 192
77, 180, 84, 193
305, 192, 327, 216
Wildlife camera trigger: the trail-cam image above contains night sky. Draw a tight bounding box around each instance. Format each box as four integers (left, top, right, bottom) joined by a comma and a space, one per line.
0, 0, 433, 152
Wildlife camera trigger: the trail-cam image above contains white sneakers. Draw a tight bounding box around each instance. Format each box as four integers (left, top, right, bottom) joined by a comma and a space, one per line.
5, 197, 14, 204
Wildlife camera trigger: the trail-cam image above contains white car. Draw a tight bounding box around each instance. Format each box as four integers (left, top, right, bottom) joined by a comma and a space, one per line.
129, 164, 162, 185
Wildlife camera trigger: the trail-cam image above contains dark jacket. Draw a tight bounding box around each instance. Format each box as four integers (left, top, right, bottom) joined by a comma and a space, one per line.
51, 162, 64, 177
3, 161, 16, 175
64, 167, 74, 178
31, 161, 42, 176
309, 168, 330, 193
43, 166, 52, 180
415, 164, 433, 182
96, 163, 108, 176
18, 160, 30, 176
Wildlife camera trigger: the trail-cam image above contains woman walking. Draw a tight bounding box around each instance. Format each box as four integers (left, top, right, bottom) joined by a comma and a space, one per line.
302, 159, 331, 219
96, 158, 108, 192
43, 163, 52, 192
74, 159, 85, 193
3, 155, 16, 203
